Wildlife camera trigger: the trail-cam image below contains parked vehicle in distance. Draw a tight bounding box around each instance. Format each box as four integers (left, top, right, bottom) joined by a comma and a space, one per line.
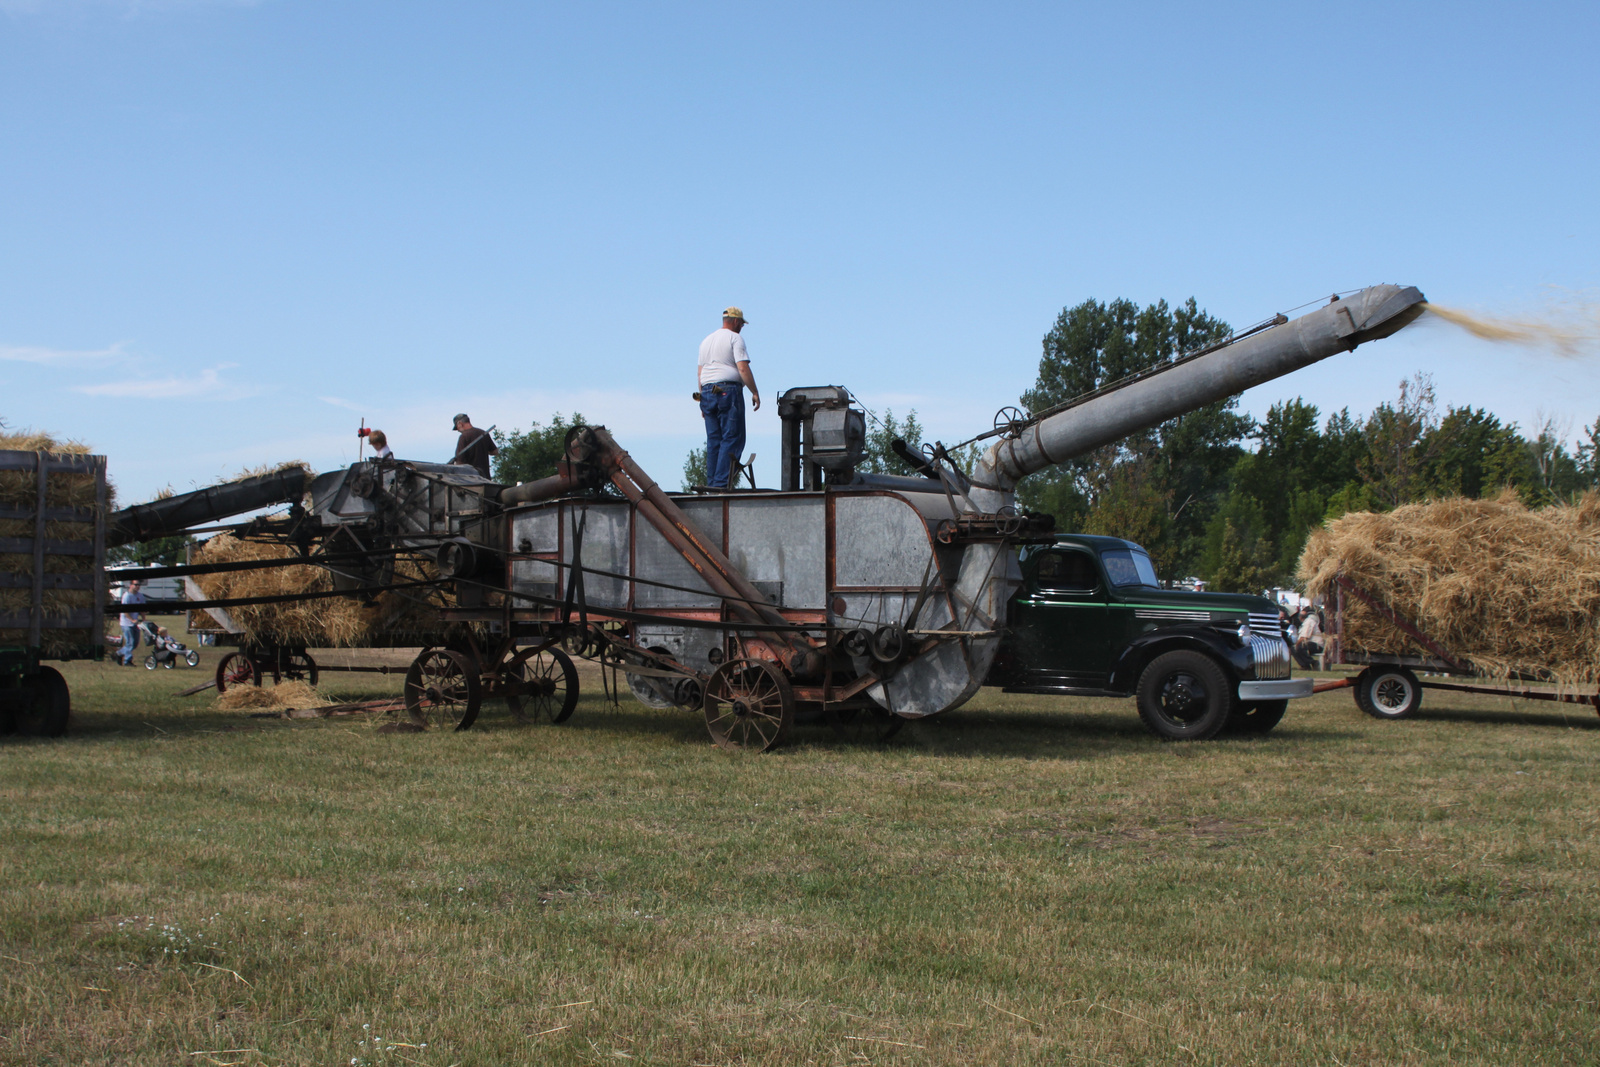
987, 534, 1311, 739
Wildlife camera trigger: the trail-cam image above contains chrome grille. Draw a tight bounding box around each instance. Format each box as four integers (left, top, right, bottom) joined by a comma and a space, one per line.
1249, 612, 1287, 641
1246, 632, 1293, 679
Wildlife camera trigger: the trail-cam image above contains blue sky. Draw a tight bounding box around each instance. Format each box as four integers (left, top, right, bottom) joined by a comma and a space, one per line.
3, 0, 1597, 504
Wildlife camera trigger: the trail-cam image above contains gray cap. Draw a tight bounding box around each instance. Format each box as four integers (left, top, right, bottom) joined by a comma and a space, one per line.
451, 413, 470, 429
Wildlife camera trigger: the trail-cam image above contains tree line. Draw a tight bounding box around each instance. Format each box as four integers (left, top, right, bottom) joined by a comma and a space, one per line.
1011, 296, 1600, 591
490, 295, 1599, 594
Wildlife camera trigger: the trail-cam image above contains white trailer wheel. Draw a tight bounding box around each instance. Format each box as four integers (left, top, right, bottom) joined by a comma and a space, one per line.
1355, 667, 1423, 720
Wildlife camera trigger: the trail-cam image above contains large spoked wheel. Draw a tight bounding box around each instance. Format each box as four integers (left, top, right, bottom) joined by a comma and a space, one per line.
703, 659, 794, 752
1229, 699, 1288, 735
1135, 651, 1234, 741
7, 667, 70, 738
829, 705, 904, 744
215, 652, 261, 694
278, 651, 319, 686
1354, 666, 1422, 720
404, 649, 482, 731
505, 646, 579, 724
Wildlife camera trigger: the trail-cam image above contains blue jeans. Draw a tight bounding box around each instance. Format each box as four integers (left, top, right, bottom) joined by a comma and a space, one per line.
121, 623, 140, 665
700, 383, 746, 488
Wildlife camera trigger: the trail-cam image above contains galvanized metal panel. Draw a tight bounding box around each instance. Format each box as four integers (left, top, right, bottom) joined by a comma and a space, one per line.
833, 495, 934, 588
562, 501, 628, 608
727, 497, 825, 609
635, 512, 718, 608
510, 508, 562, 599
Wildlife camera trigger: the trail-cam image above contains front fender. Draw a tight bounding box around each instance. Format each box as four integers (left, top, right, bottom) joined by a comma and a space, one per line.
1107, 626, 1253, 693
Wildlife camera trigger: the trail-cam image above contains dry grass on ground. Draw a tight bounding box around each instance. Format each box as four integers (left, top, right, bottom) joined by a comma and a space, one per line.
2, 644, 1597, 1065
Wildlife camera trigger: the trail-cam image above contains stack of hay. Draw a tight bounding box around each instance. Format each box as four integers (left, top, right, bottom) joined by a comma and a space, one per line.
0, 431, 104, 657
1298, 489, 1600, 686
189, 532, 453, 648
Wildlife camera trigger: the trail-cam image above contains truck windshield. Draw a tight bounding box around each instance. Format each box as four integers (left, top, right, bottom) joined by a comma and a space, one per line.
1100, 548, 1160, 588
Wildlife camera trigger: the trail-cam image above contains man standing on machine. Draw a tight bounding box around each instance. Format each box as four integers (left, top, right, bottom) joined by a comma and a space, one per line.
695, 306, 761, 489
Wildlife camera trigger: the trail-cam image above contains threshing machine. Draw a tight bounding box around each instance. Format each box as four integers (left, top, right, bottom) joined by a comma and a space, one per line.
108, 284, 1426, 747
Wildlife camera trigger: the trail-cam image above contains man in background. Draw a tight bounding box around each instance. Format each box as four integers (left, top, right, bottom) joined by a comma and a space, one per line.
695, 306, 761, 489
119, 578, 146, 667
367, 429, 392, 459
451, 413, 497, 478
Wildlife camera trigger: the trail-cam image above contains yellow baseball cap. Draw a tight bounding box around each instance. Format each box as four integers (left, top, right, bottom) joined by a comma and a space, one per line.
722, 306, 748, 322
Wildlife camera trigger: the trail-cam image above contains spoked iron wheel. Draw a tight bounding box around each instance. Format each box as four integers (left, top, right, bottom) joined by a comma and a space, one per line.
505, 646, 580, 724
214, 652, 261, 694
702, 659, 794, 752
276, 651, 319, 686
404, 649, 482, 731
828, 705, 904, 744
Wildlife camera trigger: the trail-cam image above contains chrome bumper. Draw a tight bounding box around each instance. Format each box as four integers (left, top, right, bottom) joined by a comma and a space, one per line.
1238, 678, 1314, 701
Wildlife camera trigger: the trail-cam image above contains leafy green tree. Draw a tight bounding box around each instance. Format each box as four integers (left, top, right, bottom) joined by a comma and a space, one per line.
858, 408, 927, 477
1422, 406, 1525, 498
1575, 415, 1600, 488
681, 447, 707, 490
1017, 295, 1240, 577
492, 413, 586, 485
1359, 374, 1438, 508
1207, 519, 1277, 594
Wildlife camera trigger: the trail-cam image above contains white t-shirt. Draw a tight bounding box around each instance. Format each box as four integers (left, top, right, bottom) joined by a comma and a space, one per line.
1298, 613, 1322, 642
698, 328, 750, 386
372, 445, 393, 459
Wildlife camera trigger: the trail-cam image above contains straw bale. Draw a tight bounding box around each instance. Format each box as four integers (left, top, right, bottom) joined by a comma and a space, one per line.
216, 679, 329, 710
1299, 489, 1600, 686
0, 430, 102, 510
189, 532, 454, 647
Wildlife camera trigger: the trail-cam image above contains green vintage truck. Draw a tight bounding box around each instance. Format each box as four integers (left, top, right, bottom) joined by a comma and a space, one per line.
987, 534, 1311, 739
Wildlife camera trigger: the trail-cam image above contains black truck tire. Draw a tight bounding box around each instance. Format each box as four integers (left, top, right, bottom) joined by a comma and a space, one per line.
1135, 651, 1234, 741
1354, 666, 1422, 719
1229, 699, 1287, 735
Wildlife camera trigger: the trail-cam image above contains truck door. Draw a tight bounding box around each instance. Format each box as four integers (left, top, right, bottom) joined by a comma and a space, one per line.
1009, 548, 1112, 688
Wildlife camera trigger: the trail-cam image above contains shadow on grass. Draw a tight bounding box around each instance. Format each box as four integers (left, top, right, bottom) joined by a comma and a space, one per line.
1409, 705, 1600, 730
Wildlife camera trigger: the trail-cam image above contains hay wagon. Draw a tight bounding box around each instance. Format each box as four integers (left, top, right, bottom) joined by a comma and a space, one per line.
1314, 573, 1600, 720
1, 447, 109, 736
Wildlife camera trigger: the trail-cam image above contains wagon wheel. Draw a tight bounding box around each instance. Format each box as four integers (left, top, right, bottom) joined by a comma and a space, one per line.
828, 705, 904, 744
702, 659, 794, 752
505, 646, 579, 725
404, 648, 482, 731
277, 650, 319, 687
215, 652, 262, 694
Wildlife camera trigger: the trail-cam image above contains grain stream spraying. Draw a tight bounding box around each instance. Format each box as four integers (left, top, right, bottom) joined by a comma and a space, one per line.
1423, 297, 1600, 357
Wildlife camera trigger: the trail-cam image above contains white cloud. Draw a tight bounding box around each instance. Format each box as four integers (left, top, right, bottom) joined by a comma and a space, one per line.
318, 396, 363, 411
77, 363, 260, 400
0, 341, 127, 364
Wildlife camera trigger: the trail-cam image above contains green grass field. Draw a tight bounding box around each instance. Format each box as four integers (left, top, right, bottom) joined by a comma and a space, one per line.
4, 638, 1598, 1066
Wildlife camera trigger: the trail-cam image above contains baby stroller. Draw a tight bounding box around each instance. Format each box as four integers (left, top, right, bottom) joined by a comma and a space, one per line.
142, 621, 200, 670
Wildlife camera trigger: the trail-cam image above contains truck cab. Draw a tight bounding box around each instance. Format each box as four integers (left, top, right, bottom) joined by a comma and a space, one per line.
988, 534, 1311, 739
